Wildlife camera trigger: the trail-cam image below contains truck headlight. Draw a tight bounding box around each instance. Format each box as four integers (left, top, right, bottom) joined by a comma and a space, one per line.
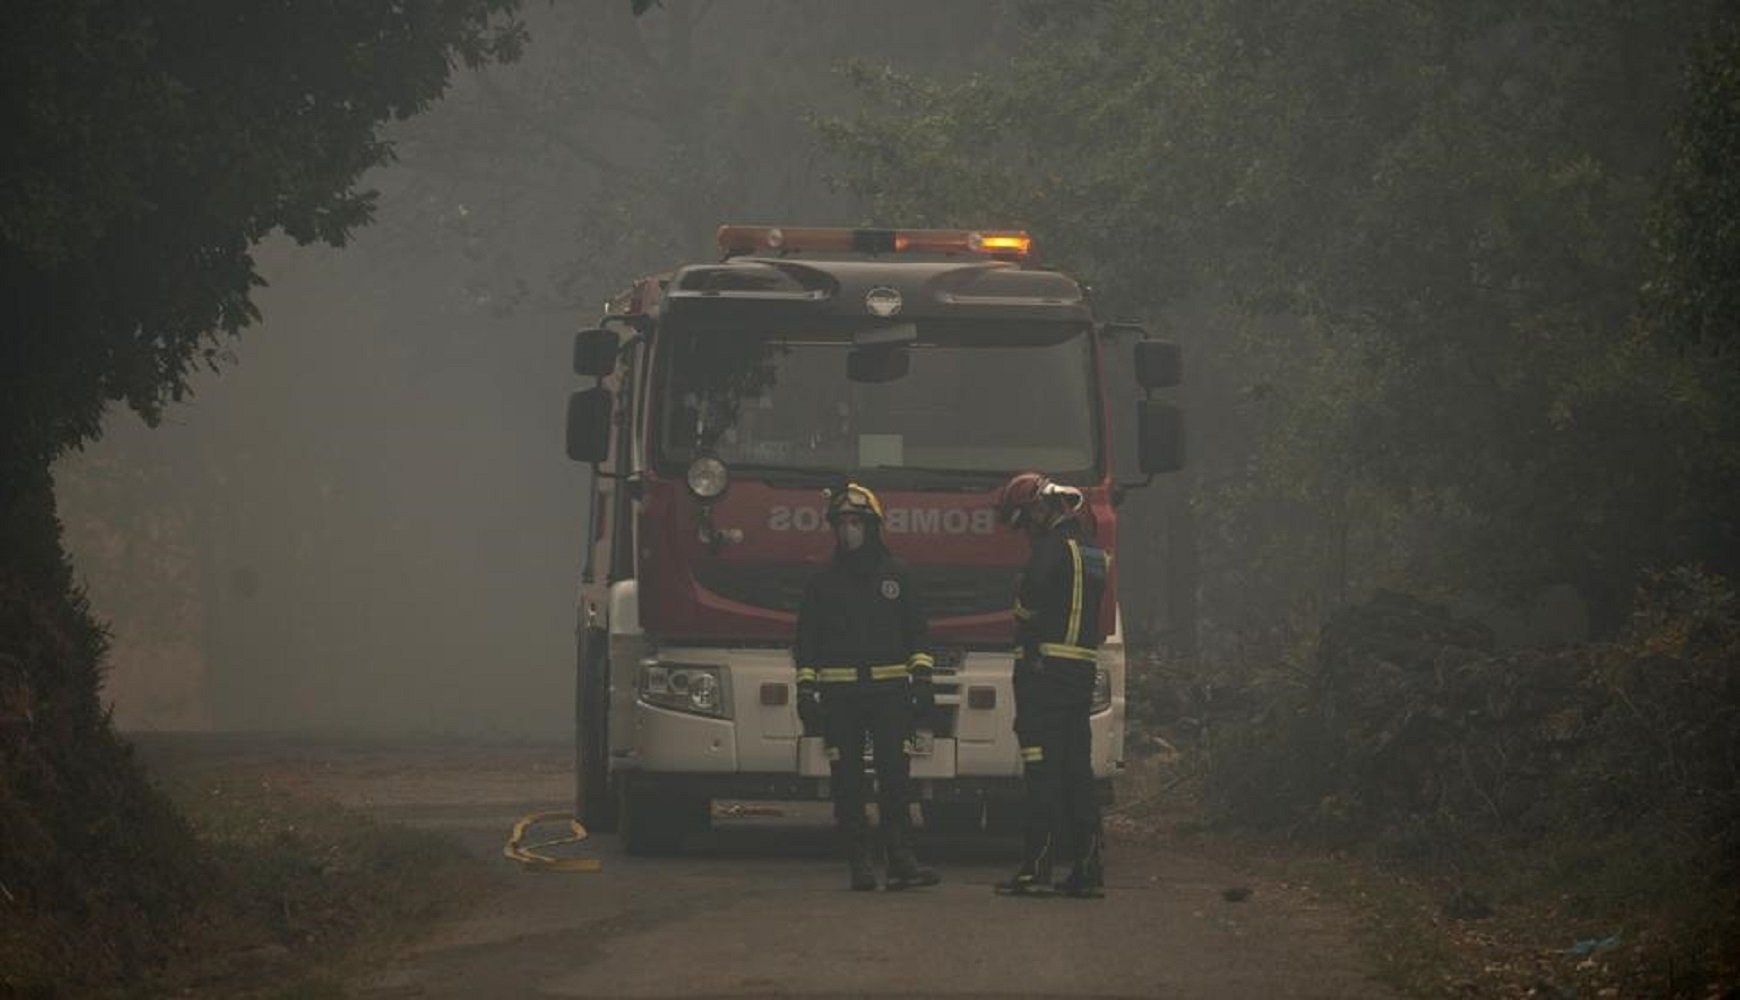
687, 456, 729, 499
1091, 667, 1112, 714
640, 660, 731, 719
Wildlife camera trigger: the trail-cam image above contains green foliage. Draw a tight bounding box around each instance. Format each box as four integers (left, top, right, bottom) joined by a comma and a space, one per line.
2, 3, 524, 991
817, 11, 1740, 988
1201, 572, 1740, 886
2, 752, 493, 998
816, 0, 1737, 635
0, 471, 204, 991
1188, 574, 1740, 991
138, 771, 490, 997
1641, 8, 1740, 582
1650, 7, 1740, 356
0, 0, 525, 476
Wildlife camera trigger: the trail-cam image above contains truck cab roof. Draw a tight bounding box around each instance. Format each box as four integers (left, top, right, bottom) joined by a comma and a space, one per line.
662, 255, 1092, 324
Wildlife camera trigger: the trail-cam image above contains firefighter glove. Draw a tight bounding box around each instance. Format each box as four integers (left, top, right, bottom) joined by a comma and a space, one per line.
796, 681, 825, 736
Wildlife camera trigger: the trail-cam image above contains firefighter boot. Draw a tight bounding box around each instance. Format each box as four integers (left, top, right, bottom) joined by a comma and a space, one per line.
883, 821, 940, 891
1056, 830, 1106, 899
844, 825, 878, 892
993, 831, 1056, 897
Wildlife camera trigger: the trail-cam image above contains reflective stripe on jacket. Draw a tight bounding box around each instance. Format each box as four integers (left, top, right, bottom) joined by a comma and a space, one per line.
1014, 518, 1108, 664
794, 546, 930, 688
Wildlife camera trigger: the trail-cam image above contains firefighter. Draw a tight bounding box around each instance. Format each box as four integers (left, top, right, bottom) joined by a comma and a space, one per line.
992, 471, 1109, 898
793, 481, 941, 891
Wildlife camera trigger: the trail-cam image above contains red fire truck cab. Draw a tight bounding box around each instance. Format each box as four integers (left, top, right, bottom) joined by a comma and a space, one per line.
565, 225, 1182, 853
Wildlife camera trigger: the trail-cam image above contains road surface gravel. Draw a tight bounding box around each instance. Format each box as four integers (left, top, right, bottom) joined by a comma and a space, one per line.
137, 736, 1397, 999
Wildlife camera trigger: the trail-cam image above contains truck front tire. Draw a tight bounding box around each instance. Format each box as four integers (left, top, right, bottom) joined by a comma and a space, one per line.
618, 776, 699, 855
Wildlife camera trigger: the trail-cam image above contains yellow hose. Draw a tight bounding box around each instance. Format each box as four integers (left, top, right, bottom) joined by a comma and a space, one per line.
502, 811, 603, 872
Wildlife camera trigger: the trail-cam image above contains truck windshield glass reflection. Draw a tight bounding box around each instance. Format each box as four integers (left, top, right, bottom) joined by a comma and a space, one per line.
655, 322, 1099, 480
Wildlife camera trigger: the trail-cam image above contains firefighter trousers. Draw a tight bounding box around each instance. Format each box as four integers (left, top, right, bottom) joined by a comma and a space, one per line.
821, 683, 913, 832
1012, 656, 1101, 869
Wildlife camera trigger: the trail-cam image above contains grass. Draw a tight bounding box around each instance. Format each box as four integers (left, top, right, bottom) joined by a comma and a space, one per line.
112, 764, 499, 999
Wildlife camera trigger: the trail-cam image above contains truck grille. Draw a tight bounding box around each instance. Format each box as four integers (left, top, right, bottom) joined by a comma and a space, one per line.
691, 563, 1018, 619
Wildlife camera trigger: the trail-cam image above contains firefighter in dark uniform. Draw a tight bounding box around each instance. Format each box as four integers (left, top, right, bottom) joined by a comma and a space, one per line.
993, 471, 1109, 898
794, 482, 941, 891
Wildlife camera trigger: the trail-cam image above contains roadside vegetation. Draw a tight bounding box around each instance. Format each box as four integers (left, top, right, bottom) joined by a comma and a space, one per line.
2, 735, 491, 998
0, 573, 200, 992
1123, 570, 1739, 996
139, 764, 493, 999
1, 3, 522, 995
820, 2, 1740, 995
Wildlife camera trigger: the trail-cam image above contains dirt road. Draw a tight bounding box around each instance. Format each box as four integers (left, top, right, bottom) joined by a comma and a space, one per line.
138, 737, 1396, 999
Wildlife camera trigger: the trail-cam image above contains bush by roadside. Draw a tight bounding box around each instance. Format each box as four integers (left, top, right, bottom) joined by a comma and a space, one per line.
1, 479, 206, 995
1128, 568, 1740, 997
2, 724, 494, 998
1, 542, 491, 997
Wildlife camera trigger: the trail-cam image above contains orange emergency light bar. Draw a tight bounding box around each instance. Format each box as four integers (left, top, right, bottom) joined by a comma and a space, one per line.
717, 225, 1034, 260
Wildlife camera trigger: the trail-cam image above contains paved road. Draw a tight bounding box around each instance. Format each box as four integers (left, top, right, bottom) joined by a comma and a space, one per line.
140, 738, 1397, 999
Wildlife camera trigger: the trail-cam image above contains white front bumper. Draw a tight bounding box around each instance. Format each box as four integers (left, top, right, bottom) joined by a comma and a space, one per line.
613, 644, 1125, 780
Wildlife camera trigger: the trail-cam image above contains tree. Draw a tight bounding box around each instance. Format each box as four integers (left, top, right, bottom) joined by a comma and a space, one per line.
2, 1, 524, 483
0, 2, 522, 988
1644, 6, 1740, 573
816, 0, 1731, 643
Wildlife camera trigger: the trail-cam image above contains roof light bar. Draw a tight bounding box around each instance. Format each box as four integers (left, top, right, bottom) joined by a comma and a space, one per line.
717, 225, 1034, 260
970, 232, 1034, 255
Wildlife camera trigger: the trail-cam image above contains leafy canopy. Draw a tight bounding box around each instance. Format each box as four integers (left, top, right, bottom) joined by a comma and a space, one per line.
0, 0, 524, 478
817, 0, 1736, 627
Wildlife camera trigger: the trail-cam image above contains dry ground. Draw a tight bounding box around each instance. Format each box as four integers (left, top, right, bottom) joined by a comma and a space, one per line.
137, 734, 1397, 999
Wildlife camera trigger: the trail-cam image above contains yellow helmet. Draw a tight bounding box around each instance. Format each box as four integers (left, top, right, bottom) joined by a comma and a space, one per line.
825, 482, 884, 523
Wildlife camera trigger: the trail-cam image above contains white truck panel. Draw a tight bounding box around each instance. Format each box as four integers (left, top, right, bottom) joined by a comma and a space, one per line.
605, 581, 649, 758
952, 651, 1019, 746
722, 647, 802, 772
603, 590, 1127, 783
796, 735, 960, 779
1097, 639, 1127, 774
627, 702, 738, 772
607, 580, 640, 636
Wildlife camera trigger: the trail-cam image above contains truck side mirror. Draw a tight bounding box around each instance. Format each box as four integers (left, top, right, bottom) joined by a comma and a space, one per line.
566, 387, 614, 463
1134, 340, 1183, 389
1137, 400, 1185, 474
847, 346, 909, 383
574, 328, 619, 378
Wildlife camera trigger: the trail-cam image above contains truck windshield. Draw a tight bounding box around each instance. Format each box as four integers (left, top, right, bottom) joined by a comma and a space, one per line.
653, 320, 1099, 485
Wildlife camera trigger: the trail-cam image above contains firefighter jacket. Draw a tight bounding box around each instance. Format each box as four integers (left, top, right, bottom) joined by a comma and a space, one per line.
794, 544, 933, 687
1013, 518, 1109, 664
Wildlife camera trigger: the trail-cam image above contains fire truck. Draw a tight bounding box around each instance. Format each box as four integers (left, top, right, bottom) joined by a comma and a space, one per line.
564, 225, 1182, 853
